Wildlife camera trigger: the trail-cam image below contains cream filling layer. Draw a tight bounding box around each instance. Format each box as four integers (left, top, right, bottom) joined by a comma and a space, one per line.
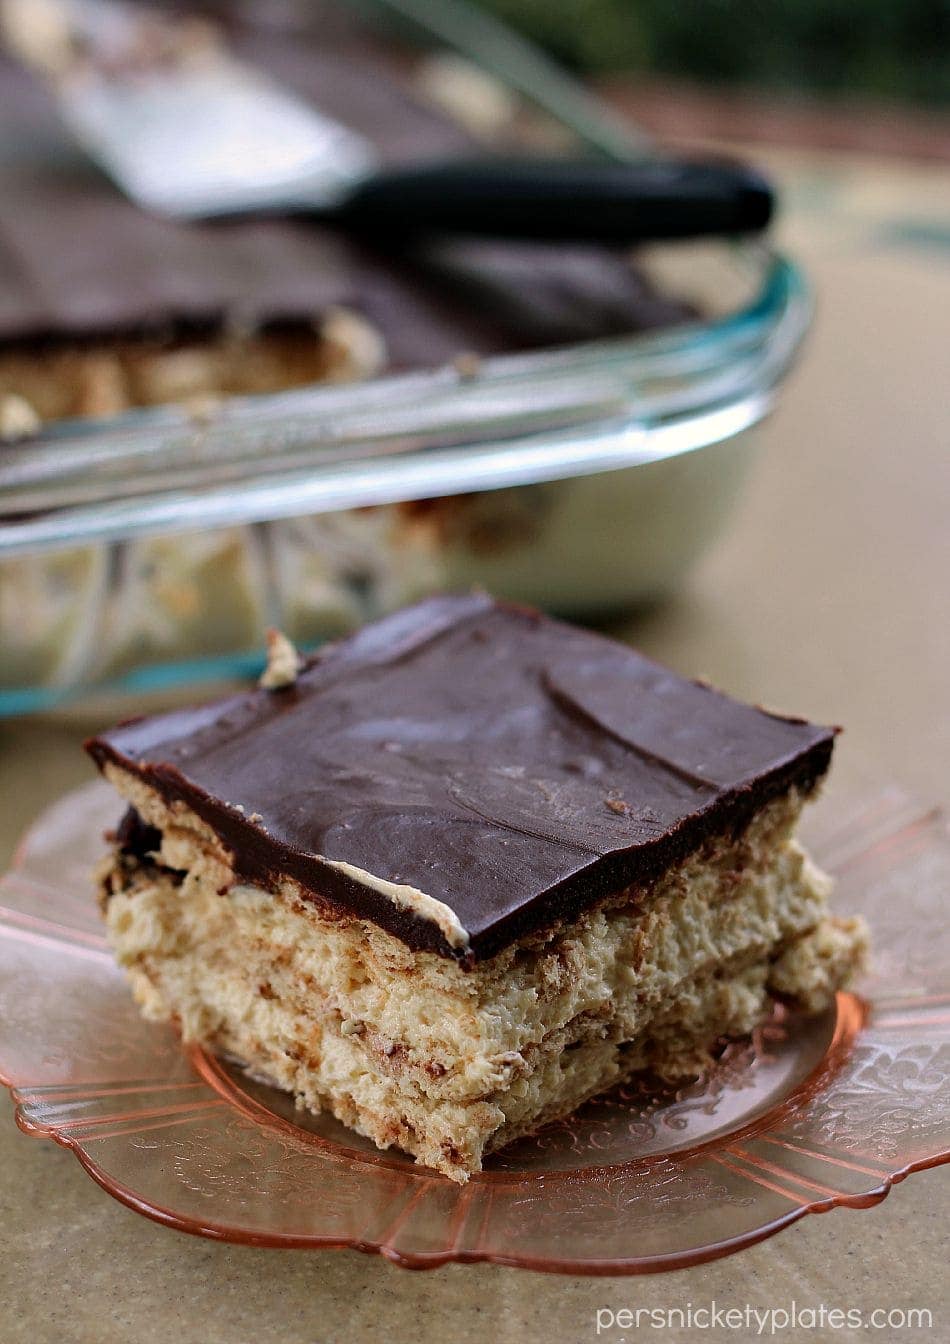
101, 760, 471, 951
320, 859, 470, 951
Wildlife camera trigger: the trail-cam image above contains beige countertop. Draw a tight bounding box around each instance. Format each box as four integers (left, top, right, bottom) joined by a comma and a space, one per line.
1, 147, 948, 1342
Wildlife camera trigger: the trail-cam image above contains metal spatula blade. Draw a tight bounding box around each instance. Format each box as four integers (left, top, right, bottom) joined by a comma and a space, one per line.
4, 0, 380, 217
61, 60, 381, 217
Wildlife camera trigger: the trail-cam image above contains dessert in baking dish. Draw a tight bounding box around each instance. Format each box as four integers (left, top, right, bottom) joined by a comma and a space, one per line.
0, 5, 697, 692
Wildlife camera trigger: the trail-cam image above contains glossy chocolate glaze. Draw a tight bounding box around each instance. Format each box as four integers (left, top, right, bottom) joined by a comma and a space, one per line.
87, 595, 835, 963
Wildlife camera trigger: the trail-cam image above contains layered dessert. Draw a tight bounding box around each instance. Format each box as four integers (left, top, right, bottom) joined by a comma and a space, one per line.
87, 594, 868, 1181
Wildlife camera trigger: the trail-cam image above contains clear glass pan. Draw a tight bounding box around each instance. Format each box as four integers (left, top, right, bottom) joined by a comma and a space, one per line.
0, 242, 809, 714
0, 243, 804, 553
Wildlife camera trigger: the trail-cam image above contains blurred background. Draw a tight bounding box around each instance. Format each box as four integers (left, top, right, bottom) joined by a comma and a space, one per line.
487, 0, 950, 158
485, 0, 950, 106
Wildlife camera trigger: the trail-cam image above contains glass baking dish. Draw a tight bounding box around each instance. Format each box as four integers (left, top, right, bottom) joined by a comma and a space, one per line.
0, 0, 811, 714
0, 237, 811, 715
0, 237, 809, 714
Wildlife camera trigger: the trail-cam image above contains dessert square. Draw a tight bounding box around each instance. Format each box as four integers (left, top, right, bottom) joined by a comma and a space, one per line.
87, 594, 867, 1180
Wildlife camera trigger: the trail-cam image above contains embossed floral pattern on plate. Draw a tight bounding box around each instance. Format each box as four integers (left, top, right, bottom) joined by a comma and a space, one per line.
0, 781, 947, 1273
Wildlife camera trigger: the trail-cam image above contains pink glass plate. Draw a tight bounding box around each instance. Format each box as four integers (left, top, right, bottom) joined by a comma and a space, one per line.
1, 781, 947, 1274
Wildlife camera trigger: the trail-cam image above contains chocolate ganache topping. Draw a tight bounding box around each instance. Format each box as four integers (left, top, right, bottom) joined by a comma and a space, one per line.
87, 595, 836, 963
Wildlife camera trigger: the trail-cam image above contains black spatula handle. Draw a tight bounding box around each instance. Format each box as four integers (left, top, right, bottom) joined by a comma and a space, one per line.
337, 156, 773, 242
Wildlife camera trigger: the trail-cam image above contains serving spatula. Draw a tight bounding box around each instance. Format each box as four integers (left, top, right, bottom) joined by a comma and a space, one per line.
2, 0, 773, 241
